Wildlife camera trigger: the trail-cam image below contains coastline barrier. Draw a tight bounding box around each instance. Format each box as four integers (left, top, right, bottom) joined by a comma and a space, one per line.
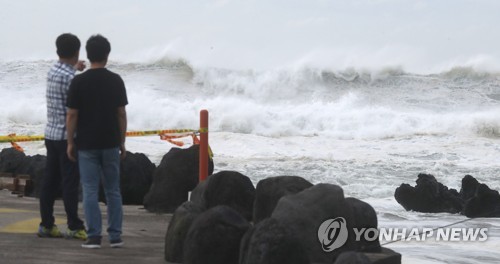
199, 110, 209, 181
0, 110, 211, 181
0, 129, 197, 144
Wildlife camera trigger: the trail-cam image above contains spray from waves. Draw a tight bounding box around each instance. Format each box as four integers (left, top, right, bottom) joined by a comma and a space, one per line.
124, 87, 500, 140
78, 58, 500, 139
191, 66, 415, 103
473, 117, 500, 138
189, 62, 500, 115
1, 58, 499, 140
219, 100, 500, 139
110, 57, 194, 73
436, 66, 500, 81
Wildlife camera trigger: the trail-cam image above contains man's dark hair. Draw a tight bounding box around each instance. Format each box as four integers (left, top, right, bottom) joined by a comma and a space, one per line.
86, 34, 111, 63
56, 33, 80, 58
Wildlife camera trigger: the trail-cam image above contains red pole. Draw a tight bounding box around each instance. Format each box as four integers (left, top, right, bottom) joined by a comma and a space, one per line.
199, 109, 209, 181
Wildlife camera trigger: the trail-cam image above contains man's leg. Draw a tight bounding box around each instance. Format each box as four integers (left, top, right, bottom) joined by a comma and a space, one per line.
78, 150, 102, 240
101, 147, 123, 242
39, 140, 60, 229
58, 140, 85, 231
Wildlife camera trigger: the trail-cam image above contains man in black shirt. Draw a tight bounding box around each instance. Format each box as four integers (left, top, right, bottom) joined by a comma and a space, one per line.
66, 34, 128, 249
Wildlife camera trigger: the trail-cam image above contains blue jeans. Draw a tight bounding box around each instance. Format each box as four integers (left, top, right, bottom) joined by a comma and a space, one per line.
78, 148, 123, 241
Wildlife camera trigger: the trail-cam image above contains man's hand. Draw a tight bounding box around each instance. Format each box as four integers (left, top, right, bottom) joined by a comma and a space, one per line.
75, 60, 86, 71
67, 143, 77, 162
120, 143, 127, 160
66, 108, 79, 162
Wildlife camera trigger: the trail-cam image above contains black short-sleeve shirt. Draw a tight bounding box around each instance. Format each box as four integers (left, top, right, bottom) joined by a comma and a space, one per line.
67, 68, 128, 150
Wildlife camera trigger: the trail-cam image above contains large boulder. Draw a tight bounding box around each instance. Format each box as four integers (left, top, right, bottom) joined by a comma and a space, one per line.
0, 147, 26, 172
460, 175, 480, 201
143, 145, 213, 213
0, 148, 44, 197
253, 175, 313, 223
395, 174, 500, 218
271, 183, 356, 263
364, 247, 402, 264
183, 205, 250, 264
119, 151, 155, 205
336, 248, 402, 264
15, 154, 46, 197
165, 201, 204, 263
203, 171, 255, 221
394, 173, 463, 214
345, 197, 381, 253
463, 183, 500, 218
189, 176, 209, 209
240, 217, 309, 264
333, 251, 371, 264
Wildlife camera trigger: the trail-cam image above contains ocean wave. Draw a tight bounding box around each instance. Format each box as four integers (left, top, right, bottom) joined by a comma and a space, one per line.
107, 54, 500, 82
1, 59, 499, 141
320, 66, 407, 83
2, 59, 499, 83
473, 121, 500, 138
187, 63, 500, 105
109, 57, 194, 75
436, 67, 500, 80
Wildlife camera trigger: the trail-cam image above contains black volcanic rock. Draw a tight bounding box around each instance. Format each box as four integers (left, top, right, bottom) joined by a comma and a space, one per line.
203, 170, 255, 221
240, 217, 309, 264
271, 183, 357, 263
463, 183, 500, 217
143, 145, 214, 213
253, 175, 313, 224
183, 205, 250, 264
394, 173, 462, 214
164, 201, 204, 263
460, 174, 480, 201
119, 151, 155, 205
396, 174, 500, 218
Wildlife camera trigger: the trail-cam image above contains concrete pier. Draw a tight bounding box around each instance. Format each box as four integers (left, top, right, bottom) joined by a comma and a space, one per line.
0, 190, 171, 264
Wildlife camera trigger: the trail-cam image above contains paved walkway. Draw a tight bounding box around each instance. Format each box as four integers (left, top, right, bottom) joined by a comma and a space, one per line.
0, 190, 172, 264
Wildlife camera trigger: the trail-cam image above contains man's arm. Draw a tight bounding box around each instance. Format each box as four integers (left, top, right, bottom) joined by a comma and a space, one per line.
117, 106, 127, 159
66, 108, 78, 161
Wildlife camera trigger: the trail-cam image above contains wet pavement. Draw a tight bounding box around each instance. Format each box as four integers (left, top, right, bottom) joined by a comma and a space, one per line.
0, 190, 172, 264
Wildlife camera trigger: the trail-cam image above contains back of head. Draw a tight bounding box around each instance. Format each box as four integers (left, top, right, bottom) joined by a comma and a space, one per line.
56, 33, 80, 59
86, 34, 111, 63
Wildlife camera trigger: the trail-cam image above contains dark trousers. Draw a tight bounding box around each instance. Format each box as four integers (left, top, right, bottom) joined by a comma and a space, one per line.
39, 139, 84, 230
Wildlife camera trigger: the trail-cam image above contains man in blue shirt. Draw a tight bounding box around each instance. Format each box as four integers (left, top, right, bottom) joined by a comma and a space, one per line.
39, 33, 87, 240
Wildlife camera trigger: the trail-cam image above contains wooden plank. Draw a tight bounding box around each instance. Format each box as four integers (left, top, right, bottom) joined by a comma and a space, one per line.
0, 174, 32, 195
0, 177, 15, 191
0, 172, 14, 178
16, 174, 30, 180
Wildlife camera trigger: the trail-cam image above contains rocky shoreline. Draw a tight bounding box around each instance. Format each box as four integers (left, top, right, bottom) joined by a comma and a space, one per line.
10, 144, 500, 263
395, 173, 500, 218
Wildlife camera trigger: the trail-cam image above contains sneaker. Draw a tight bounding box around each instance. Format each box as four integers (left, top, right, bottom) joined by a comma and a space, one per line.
81, 237, 101, 249
110, 238, 124, 248
37, 225, 63, 238
66, 229, 88, 240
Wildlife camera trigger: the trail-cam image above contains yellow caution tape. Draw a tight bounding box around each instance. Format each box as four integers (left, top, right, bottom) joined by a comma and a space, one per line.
1, 129, 214, 159
126, 129, 197, 137
0, 129, 198, 143
0, 135, 45, 143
